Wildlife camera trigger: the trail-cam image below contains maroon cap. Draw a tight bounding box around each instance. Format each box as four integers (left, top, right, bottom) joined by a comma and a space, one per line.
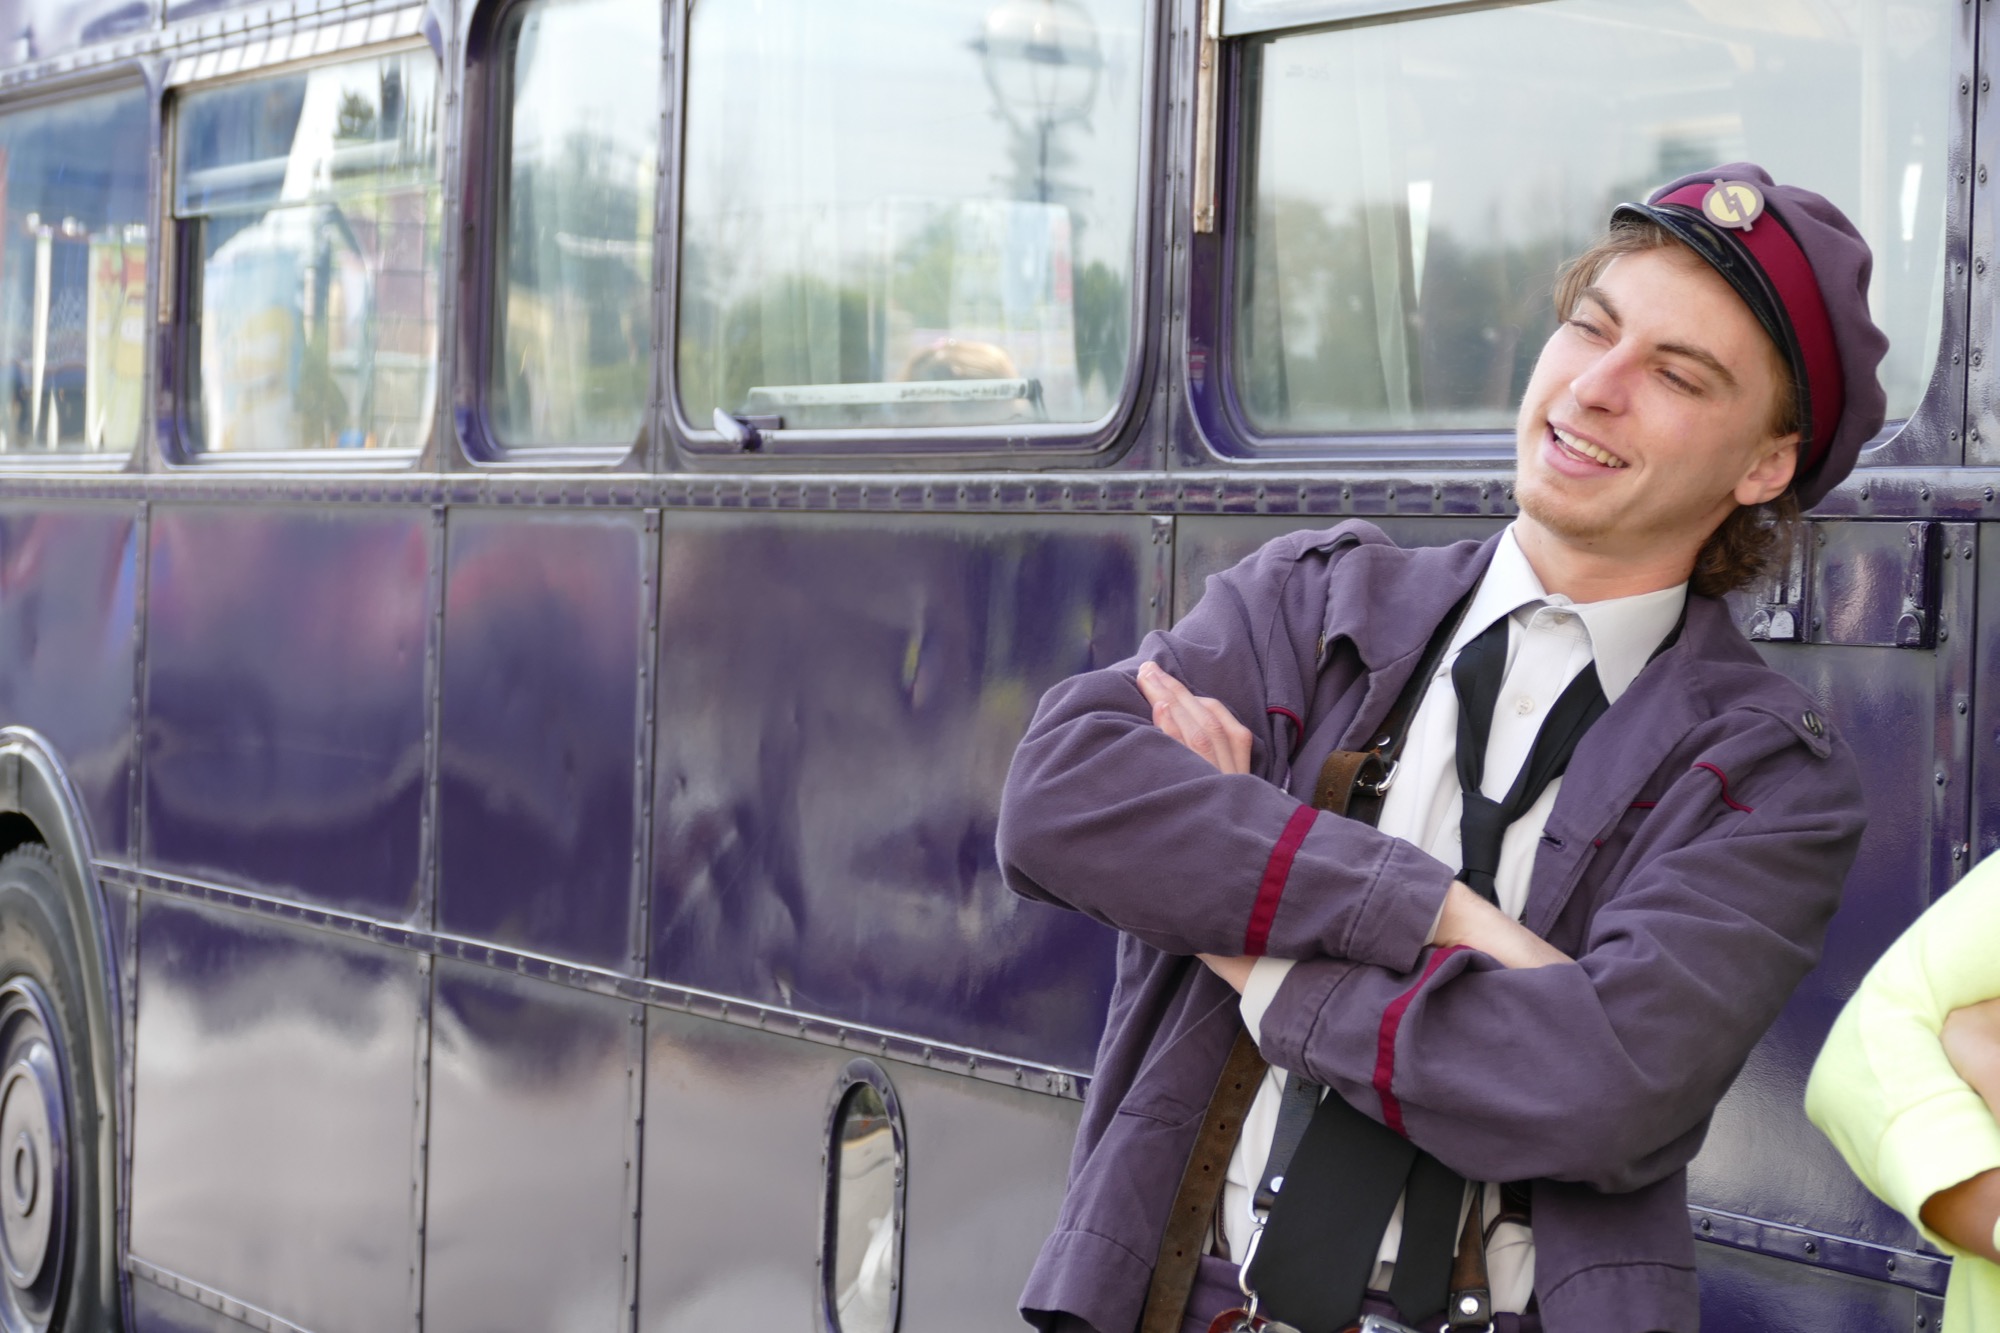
1611, 163, 1889, 509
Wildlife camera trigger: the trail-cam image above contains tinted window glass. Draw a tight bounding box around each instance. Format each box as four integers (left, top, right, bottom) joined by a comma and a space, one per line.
0, 89, 150, 457
176, 52, 440, 455
1233, 0, 1951, 437
491, 0, 658, 448
678, 0, 1146, 435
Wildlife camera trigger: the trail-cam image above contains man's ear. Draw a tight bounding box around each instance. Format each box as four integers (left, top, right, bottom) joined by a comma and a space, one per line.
1735, 434, 1800, 507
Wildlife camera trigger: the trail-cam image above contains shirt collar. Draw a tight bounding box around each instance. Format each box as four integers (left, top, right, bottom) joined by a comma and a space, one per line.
1451, 524, 1688, 704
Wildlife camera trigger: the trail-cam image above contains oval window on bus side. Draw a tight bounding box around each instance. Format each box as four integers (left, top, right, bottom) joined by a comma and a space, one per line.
0, 87, 150, 460
485, 0, 659, 455
675, 0, 1150, 448
173, 50, 441, 458
822, 1060, 905, 1333
1228, 0, 1952, 448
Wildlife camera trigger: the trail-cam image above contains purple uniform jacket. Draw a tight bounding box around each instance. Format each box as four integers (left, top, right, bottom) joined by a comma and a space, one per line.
996, 522, 1866, 1333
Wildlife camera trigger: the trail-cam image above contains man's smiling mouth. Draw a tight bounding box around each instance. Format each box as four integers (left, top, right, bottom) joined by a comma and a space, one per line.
1552, 425, 1629, 469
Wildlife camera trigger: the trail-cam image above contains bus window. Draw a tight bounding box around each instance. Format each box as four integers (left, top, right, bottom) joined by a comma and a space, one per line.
1231, 0, 1951, 441
174, 52, 440, 456
822, 1066, 904, 1333
489, 0, 658, 451
0, 88, 150, 457
676, 0, 1147, 439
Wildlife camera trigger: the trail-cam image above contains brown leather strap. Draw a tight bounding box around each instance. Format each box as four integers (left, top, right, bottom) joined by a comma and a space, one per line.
1446, 1190, 1492, 1331
1311, 748, 1383, 819
1139, 1029, 1270, 1333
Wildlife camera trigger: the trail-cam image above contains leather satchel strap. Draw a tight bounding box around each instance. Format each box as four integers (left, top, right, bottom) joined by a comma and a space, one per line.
1312, 749, 1383, 819
1138, 1028, 1270, 1333
1446, 1190, 1492, 1330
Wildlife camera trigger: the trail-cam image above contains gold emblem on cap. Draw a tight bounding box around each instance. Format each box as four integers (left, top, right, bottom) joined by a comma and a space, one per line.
1702, 179, 1765, 231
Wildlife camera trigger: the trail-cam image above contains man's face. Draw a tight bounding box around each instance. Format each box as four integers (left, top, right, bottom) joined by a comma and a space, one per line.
1513, 245, 1799, 566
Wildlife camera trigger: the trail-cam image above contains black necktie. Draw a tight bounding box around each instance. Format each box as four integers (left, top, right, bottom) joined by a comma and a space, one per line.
1450, 612, 1610, 904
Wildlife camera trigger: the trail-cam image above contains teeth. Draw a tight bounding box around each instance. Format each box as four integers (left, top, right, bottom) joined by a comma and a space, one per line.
1553, 427, 1627, 468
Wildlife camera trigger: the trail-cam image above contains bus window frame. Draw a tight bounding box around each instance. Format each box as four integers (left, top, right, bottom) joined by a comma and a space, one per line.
453, 0, 659, 472
159, 40, 444, 472
659, 0, 1165, 469
1191, 6, 1970, 475
0, 71, 157, 475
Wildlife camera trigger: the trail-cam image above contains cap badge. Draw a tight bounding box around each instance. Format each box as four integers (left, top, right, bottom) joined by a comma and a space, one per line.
1701, 179, 1766, 231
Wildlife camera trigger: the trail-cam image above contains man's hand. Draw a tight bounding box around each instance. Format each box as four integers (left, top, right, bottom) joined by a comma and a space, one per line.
1136, 662, 1253, 775
1198, 953, 1256, 993
1434, 880, 1572, 970
1944, 996, 2000, 1114
1916, 998, 2000, 1262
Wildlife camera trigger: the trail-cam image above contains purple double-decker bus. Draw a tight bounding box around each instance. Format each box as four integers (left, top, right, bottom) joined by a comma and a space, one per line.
0, 0, 1983, 1329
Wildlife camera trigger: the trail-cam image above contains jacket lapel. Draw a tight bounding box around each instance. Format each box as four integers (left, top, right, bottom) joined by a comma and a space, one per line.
1324, 531, 1498, 753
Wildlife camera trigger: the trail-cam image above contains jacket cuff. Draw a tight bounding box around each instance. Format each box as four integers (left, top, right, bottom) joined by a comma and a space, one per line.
1872, 1087, 2000, 1248
1339, 829, 1454, 971
1240, 958, 1296, 1045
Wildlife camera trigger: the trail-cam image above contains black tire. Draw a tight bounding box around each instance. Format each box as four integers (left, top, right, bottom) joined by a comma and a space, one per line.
0, 845, 111, 1333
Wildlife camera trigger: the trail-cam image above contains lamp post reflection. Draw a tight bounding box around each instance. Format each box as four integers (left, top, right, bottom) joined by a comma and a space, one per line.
973, 0, 1103, 208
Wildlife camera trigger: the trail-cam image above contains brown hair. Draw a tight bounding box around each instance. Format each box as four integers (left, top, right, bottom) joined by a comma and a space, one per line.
1552, 218, 1802, 598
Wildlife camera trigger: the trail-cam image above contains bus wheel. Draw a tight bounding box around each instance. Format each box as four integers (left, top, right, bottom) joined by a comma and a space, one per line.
0, 846, 106, 1333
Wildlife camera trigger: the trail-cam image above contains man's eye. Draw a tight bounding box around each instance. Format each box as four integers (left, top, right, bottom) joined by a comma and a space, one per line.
1567, 318, 1605, 339
1661, 368, 1702, 394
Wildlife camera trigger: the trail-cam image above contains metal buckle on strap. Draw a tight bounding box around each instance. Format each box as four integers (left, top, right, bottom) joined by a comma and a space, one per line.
1358, 758, 1399, 797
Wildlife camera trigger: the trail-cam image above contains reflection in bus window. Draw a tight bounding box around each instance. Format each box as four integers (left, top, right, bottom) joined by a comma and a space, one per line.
491, 0, 657, 448
828, 1082, 899, 1333
677, 0, 1146, 435
0, 89, 150, 456
1233, 0, 1950, 438
176, 53, 440, 454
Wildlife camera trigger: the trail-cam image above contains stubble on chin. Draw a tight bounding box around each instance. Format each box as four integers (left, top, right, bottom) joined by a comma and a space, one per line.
1515, 474, 1618, 548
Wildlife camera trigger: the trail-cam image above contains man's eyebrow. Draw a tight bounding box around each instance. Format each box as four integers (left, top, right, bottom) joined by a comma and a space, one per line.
1655, 340, 1739, 391
1579, 284, 1740, 391
1578, 285, 1621, 326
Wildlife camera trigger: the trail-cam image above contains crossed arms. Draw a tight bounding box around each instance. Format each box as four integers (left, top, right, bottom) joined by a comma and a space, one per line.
998, 531, 1861, 1192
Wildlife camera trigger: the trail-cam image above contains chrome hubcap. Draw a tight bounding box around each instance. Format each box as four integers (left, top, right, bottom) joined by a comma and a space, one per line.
0, 981, 66, 1332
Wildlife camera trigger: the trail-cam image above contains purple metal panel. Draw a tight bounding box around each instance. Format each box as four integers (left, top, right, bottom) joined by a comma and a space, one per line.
638, 1010, 843, 1331
650, 513, 1139, 1069
892, 1061, 1080, 1330
143, 506, 429, 917
0, 505, 137, 860
1695, 1242, 1938, 1333
424, 960, 634, 1333
437, 511, 644, 966
128, 895, 420, 1333
640, 1010, 1071, 1332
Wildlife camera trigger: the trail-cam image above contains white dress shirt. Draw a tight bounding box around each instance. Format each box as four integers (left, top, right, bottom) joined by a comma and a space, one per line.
1219, 523, 1687, 1313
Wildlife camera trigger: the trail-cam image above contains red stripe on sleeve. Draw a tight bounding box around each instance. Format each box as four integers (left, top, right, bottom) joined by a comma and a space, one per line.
1373, 945, 1469, 1137
1243, 805, 1317, 955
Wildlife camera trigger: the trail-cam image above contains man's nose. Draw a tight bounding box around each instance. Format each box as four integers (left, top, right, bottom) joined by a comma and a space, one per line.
1569, 346, 1635, 413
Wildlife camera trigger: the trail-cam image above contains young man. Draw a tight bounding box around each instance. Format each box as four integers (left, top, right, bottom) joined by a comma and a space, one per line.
997, 164, 1889, 1333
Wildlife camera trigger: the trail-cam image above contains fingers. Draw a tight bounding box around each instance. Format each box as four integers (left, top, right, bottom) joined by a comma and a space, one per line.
1137, 663, 1253, 774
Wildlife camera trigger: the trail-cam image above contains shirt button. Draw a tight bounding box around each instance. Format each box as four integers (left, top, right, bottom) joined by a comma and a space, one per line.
1514, 695, 1537, 716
